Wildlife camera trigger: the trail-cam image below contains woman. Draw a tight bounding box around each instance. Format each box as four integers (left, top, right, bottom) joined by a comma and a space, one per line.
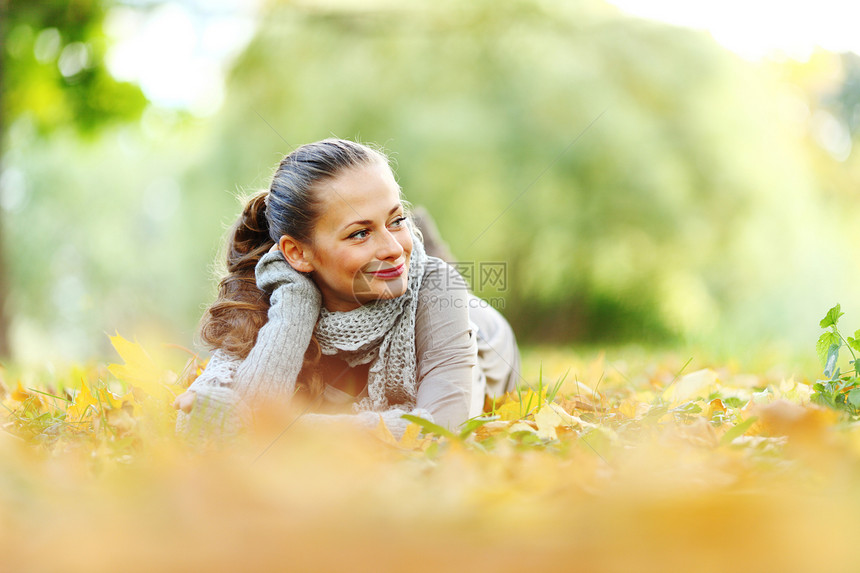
174, 138, 521, 440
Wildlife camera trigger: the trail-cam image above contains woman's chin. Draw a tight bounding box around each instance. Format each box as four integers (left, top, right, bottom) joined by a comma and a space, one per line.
362, 278, 408, 302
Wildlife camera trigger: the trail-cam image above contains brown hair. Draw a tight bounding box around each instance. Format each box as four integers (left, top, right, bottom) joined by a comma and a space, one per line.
199, 138, 390, 399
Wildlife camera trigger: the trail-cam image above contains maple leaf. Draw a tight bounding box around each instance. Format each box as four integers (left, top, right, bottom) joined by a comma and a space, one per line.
66, 379, 98, 425
496, 400, 524, 422
397, 422, 422, 448
375, 421, 427, 450
107, 333, 179, 402
370, 415, 402, 445
98, 387, 125, 410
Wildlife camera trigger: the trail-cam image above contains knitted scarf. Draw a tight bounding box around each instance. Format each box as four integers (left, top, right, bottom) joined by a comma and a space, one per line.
313, 221, 428, 413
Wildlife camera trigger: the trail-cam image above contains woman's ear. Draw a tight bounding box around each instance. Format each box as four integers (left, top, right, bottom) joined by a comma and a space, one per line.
277, 235, 315, 273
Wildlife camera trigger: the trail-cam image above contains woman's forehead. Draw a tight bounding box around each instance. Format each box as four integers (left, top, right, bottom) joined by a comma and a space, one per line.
314, 163, 402, 231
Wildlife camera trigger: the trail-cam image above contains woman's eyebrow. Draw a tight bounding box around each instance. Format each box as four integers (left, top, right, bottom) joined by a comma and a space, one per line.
341, 204, 402, 231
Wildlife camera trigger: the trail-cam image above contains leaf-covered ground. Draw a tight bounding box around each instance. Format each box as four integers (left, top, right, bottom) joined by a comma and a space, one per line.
2, 336, 859, 573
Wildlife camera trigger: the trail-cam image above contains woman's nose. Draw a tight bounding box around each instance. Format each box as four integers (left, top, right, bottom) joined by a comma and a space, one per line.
377, 228, 404, 260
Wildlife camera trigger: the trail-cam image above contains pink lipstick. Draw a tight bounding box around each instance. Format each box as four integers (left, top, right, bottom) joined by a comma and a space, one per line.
369, 263, 405, 279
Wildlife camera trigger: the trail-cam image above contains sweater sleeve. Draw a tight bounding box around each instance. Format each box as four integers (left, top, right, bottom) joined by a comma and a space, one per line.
412, 257, 477, 431
176, 349, 250, 441
176, 251, 322, 442
229, 251, 322, 406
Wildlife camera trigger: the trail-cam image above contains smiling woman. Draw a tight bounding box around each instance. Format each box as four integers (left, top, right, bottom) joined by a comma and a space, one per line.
174, 139, 521, 441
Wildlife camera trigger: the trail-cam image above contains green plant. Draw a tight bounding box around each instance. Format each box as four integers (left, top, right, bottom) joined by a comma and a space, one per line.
811, 304, 860, 415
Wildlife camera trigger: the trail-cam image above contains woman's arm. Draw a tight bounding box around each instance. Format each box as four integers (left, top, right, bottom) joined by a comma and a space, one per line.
412, 257, 477, 431
175, 348, 248, 439
230, 250, 322, 406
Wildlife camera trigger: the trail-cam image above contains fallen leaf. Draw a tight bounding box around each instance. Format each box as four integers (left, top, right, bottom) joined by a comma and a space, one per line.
663, 369, 719, 404
371, 415, 397, 445
496, 401, 524, 422
66, 379, 98, 425
107, 333, 178, 402
535, 405, 563, 440
396, 422, 422, 450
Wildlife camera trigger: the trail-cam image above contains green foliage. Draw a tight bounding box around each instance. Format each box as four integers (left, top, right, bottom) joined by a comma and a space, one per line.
718, 416, 759, 447
811, 304, 860, 416
400, 414, 457, 440
819, 303, 844, 329
3, 0, 148, 135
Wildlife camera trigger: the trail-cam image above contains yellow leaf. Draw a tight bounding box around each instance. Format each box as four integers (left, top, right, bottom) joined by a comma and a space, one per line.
11, 381, 30, 403
663, 368, 719, 404
474, 420, 509, 441
707, 398, 727, 419
66, 379, 98, 424
534, 405, 562, 440
509, 421, 536, 434
3, 381, 48, 412
98, 388, 126, 410
107, 333, 177, 402
548, 402, 595, 429
370, 415, 398, 445
496, 400, 523, 422
617, 399, 639, 420
397, 422, 422, 449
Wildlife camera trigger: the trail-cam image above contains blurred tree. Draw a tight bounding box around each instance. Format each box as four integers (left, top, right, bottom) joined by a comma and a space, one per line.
0, 0, 147, 357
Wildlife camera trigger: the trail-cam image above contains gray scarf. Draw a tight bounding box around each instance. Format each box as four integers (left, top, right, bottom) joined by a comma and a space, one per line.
313, 220, 427, 412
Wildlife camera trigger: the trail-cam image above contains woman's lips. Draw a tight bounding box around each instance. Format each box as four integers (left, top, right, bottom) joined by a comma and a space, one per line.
368, 262, 405, 279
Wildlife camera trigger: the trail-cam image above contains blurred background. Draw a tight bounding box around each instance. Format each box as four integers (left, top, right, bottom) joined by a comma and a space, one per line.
2, 0, 859, 367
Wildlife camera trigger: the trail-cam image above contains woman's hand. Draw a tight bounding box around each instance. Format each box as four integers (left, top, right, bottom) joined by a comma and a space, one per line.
173, 390, 197, 413
255, 248, 321, 307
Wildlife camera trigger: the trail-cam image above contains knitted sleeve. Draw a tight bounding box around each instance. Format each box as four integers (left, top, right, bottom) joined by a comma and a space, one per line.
176, 348, 249, 440
175, 251, 320, 442
230, 250, 323, 406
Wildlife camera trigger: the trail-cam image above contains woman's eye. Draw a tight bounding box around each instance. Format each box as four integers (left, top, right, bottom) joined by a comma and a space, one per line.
349, 217, 404, 240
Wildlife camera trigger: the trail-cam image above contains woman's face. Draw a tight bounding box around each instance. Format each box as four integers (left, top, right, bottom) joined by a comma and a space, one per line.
290, 160, 413, 312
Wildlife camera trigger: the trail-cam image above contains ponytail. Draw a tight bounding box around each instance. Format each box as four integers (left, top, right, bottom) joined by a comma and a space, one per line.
199, 191, 273, 358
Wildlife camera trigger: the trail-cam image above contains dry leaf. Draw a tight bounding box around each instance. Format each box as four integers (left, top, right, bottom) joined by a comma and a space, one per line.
107, 333, 179, 402
663, 368, 719, 403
